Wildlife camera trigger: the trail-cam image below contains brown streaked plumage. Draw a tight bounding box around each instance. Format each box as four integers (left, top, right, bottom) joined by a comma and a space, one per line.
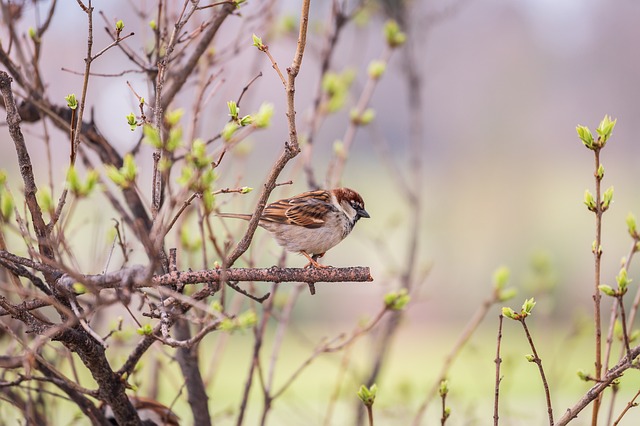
218, 188, 370, 269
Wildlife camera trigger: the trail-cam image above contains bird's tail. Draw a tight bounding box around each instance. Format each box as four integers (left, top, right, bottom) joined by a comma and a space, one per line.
216, 212, 253, 221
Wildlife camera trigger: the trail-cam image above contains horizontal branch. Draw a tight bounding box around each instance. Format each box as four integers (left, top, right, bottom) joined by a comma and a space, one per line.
53, 265, 373, 291
153, 266, 373, 286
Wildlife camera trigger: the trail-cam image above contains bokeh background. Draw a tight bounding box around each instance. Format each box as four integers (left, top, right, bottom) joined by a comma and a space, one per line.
3, 0, 640, 424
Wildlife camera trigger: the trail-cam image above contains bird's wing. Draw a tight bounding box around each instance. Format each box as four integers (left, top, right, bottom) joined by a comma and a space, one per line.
262, 190, 336, 228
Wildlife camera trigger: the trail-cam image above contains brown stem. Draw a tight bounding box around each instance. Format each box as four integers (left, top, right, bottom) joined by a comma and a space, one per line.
612, 388, 640, 426
556, 345, 640, 425
592, 148, 604, 425
494, 314, 504, 426
520, 318, 554, 425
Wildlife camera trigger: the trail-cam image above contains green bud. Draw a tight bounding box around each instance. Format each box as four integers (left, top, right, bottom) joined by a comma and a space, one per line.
219, 318, 236, 332
105, 165, 126, 188
627, 212, 638, 237
227, 101, 239, 120
360, 108, 376, 125
350, 108, 376, 126
596, 164, 605, 180
167, 127, 183, 152
137, 324, 153, 335
65, 94, 78, 110
602, 186, 614, 210
28, 27, 37, 41
67, 166, 81, 195
438, 380, 449, 397
357, 384, 377, 407
83, 170, 99, 196
188, 139, 210, 169
241, 186, 253, 194
333, 140, 346, 159
598, 284, 616, 297
122, 154, 137, 182
501, 307, 517, 320
492, 266, 510, 290
576, 125, 594, 149
149, 20, 157, 30
237, 310, 257, 329
1, 191, 14, 221
202, 190, 215, 214
498, 287, 518, 302
211, 300, 223, 312
0, 170, 6, 185
577, 370, 590, 381
252, 33, 265, 50
384, 289, 410, 311
116, 20, 124, 31
165, 109, 184, 127
584, 189, 596, 211
37, 187, 53, 214
522, 297, 536, 315
72, 282, 87, 294
126, 112, 137, 131
253, 103, 274, 128
367, 60, 386, 79
143, 125, 162, 149
383, 20, 406, 48
239, 115, 253, 126
525, 354, 535, 362
596, 115, 616, 145
222, 122, 239, 142
616, 268, 630, 293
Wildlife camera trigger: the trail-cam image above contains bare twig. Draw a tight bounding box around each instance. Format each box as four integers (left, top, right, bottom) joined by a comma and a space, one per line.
612, 388, 640, 426
494, 315, 504, 426
519, 318, 554, 425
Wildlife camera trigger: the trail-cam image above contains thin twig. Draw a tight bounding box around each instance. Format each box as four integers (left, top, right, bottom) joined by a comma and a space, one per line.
520, 318, 554, 425
494, 314, 504, 426
612, 388, 640, 426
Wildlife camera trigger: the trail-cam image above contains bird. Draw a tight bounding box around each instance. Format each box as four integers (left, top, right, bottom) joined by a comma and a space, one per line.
218, 187, 370, 270
103, 396, 180, 426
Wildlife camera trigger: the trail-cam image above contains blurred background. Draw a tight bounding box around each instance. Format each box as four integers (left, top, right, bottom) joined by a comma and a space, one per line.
3, 0, 640, 424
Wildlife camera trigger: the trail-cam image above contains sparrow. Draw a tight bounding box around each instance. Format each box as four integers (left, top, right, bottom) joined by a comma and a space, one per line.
103, 396, 180, 426
218, 187, 370, 268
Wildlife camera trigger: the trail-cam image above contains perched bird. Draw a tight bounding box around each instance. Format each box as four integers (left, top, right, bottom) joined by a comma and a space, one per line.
219, 187, 370, 269
103, 396, 180, 426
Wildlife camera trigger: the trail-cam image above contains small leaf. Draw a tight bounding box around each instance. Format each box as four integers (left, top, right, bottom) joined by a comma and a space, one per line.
576, 125, 594, 149
137, 324, 153, 335
598, 284, 616, 297
126, 112, 137, 131
493, 266, 510, 290
501, 307, 517, 320
65, 94, 78, 110
522, 297, 536, 315
253, 103, 274, 128
252, 33, 265, 50
627, 212, 638, 238
1, 191, 14, 221
438, 380, 449, 397
367, 60, 386, 79
584, 190, 596, 211
143, 125, 162, 149
384, 289, 410, 311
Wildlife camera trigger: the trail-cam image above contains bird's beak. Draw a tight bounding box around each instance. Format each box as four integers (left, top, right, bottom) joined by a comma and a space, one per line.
358, 208, 370, 219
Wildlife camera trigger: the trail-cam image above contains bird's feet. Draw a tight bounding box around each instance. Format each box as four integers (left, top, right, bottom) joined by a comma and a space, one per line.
301, 251, 329, 268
